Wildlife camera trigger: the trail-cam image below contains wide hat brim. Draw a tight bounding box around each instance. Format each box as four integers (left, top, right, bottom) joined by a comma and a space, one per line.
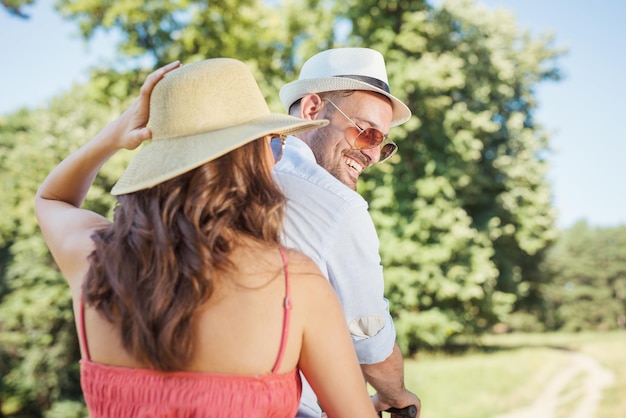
111, 114, 327, 195
280, 76, 412, 127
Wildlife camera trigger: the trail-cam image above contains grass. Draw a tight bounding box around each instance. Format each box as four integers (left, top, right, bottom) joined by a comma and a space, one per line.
398, 331, 626, 418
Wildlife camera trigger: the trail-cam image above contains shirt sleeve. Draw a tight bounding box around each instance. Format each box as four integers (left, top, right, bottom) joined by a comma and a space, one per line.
323, 202, 396, 365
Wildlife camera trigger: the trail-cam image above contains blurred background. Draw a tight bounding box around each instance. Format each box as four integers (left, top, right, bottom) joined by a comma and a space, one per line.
0, 0, 624, 417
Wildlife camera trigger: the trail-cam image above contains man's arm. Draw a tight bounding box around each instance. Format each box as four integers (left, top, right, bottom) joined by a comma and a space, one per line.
324, 205, 420, 416
362, 343, 421, 417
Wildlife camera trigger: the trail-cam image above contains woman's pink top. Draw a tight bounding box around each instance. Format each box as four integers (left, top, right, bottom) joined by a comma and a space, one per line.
78, 248, 301, 417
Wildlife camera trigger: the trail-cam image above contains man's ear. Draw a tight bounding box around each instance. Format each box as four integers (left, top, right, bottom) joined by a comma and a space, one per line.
299, 94, 325, 121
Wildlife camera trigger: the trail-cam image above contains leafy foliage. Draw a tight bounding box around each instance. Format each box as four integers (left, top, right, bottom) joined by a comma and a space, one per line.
542, 221, 626, 332
352, 0, 561, 349
53, 0, 340, 113
0, 85, 127, 416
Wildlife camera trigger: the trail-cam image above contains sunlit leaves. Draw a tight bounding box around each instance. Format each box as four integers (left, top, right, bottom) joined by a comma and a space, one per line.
0, 82, 119, 415
354, 0, 562, 349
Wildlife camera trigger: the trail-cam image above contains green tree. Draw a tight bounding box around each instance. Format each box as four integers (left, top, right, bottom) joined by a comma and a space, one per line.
0, 84, 128, 416
543, 221, 626, 331
349, 0, 562, 349
53, 0, 340, 111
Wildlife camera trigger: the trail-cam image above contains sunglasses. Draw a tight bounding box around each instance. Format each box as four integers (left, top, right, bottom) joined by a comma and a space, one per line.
324, 99, 398, 163
270, 134, 286, 163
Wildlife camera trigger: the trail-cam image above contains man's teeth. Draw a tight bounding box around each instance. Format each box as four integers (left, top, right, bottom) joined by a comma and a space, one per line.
344, 157, 363, 174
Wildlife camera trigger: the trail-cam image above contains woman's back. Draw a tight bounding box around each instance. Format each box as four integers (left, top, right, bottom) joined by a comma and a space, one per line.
79, 244, 314, 417
80, 242, 310, 373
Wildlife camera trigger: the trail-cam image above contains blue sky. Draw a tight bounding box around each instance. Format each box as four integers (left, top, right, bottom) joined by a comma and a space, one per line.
473, 0, 626, 229
1, 0, 625, 228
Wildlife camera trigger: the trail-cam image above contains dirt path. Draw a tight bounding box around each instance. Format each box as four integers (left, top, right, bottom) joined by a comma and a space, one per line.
494, 350, 615, 418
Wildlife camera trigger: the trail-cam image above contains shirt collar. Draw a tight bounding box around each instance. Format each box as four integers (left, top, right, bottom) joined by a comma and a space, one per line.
284, 135, 316, 163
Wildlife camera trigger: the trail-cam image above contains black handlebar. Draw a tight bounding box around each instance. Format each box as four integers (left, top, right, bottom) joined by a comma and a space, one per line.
377, 405, 418, 417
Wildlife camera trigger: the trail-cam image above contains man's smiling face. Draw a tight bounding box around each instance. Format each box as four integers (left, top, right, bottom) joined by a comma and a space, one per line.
304, 91, 393, 191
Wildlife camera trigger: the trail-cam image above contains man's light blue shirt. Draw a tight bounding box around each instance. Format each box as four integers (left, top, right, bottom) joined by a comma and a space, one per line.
273, 136, 396, 417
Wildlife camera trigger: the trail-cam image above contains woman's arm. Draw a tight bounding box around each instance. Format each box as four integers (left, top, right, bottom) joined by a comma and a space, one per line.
35, 61, 182, 285
297, 270, 379, 418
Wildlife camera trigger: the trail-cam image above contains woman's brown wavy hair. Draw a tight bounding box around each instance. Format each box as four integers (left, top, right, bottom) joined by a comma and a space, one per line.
83, 137, 284, 371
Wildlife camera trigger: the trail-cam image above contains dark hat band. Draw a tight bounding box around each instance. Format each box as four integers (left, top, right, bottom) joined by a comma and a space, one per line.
335, 75, 390, 93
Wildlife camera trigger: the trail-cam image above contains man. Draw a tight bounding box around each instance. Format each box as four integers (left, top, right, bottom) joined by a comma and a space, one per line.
274, 47, 421, 417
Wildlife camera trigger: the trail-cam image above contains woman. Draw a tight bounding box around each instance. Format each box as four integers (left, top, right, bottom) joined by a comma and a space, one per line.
35, 58, 378, 417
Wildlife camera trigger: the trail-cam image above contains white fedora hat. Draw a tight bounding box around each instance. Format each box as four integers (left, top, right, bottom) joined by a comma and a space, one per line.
279, 48, 411, 127
111, 58, 328, 195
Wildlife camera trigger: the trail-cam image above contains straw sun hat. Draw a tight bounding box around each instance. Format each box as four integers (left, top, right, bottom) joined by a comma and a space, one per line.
279, 48, 411, 127
111, 58, 328, 195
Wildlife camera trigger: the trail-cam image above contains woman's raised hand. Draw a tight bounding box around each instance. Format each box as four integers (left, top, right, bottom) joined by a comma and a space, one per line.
114, 61, 182, 151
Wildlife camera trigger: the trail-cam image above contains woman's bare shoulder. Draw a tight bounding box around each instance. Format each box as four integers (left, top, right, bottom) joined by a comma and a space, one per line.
281, 248, 336, 299
282, 248, 323, 277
